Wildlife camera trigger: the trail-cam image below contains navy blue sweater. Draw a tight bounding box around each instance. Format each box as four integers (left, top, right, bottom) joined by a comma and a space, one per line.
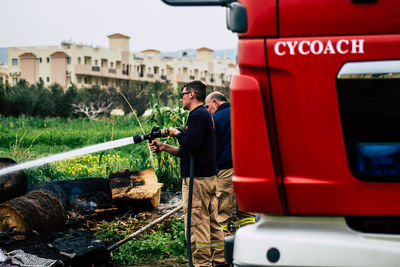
176, 105, 217, 178
213, 102, 233, 170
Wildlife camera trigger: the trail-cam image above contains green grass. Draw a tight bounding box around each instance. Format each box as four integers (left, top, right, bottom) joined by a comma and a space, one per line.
110, 219, 187, 265
0, 92, 189, 265
0, 115, 183, 189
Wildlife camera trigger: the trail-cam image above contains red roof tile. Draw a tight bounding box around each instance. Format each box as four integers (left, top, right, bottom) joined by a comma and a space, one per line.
141, 49, 160, 53
50, 51, 68, 57
107, 33, 130, 39
196, 47, 214, 52
19, 52, 36, 57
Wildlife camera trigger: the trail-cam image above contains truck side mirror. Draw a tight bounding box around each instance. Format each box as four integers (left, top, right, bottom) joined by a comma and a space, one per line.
226, 2, 247, 33
161, 0, 248, 33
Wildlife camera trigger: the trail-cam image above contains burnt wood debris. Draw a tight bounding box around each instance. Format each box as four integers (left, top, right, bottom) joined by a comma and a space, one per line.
0, 157, 166, 266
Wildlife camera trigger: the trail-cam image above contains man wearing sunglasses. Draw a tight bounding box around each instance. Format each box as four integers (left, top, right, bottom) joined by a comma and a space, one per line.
150, 81, 226, 267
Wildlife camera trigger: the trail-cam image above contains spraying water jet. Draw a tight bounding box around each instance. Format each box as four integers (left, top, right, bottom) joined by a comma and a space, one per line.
0, 126, 169, 177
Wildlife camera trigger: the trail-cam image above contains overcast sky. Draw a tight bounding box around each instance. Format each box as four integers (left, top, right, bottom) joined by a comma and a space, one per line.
0, 0, 238, 52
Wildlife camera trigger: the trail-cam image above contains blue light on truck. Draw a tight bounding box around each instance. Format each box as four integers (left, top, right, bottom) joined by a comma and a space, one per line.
357, 144, 400, 177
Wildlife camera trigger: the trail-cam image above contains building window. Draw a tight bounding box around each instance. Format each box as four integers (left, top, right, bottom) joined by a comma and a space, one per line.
39, 57, 42, 63
67, 57, 71, 64
12, 58, 18, 66
84, 77, 91, 84
12, 78, 18, 85
102, 79, 107, 86
46, 77, 50, 82
77, 77, 82, 83
84, 56, 91, 65
110, 62, 114, 68
47, 57, 50, 63
78, 57, 81, 64
95, 59, 98, 66
154, 66, 159, 74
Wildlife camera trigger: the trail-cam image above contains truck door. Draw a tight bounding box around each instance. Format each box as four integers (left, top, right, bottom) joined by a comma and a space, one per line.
267, 0, 400, 215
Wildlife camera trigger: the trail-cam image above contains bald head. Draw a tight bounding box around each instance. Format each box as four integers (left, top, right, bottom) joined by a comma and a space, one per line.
205, 91, 228, 114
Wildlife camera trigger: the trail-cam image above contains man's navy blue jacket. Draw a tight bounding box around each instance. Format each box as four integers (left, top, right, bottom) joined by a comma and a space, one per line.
176, 105, 217, 178
212, 102, 232, 170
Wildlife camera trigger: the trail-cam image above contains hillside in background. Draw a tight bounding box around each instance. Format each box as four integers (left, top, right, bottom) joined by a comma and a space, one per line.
161, 48, 237, 60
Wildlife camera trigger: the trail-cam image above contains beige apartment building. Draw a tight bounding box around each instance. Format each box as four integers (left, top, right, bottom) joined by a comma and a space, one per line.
7, 33, 238, 90
0, 65, 8, 85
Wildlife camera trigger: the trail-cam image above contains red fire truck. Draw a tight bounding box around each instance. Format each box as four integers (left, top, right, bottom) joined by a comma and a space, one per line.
163, 0, 400, 265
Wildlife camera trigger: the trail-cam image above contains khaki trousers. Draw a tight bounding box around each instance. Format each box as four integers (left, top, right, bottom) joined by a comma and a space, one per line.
216, 168, 255, 235
182, 176, 225, 267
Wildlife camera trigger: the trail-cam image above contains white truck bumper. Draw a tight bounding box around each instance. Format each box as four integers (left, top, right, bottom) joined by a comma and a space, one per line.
233, 215, 400, 266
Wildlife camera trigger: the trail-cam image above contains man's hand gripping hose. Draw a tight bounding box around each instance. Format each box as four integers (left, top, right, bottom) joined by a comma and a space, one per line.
132, 126, 170, 144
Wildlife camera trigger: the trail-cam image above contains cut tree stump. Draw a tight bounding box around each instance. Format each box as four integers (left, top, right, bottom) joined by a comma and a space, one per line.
0, 158, 28, 203
109, 169, 163, 211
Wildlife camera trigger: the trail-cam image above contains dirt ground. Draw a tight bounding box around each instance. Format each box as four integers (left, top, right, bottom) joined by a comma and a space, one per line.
0, 192, 185, 267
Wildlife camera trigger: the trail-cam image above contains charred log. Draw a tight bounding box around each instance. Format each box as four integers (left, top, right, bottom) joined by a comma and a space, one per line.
0, 178, 115, 235
30, 178, 112, 211
110, 169, 163, 211
30, 178, 115, 224
0, 158, 28, 203
0, 191, 66, 234
0, 169, 162, 235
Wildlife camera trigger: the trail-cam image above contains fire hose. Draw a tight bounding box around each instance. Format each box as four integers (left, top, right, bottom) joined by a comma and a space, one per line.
132, 125, 170, 144
0, 124, 195, 266
0, 126, 169, 177
110, 126, 195, 267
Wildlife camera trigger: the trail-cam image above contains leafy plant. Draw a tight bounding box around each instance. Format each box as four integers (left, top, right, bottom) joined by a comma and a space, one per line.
146, 92, 188, 190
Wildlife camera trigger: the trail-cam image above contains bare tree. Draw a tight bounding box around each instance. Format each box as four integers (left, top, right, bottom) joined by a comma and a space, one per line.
71, 101, 112, 120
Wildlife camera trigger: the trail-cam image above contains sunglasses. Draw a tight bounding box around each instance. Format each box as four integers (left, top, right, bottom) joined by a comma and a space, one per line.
180, 91, 191, 98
